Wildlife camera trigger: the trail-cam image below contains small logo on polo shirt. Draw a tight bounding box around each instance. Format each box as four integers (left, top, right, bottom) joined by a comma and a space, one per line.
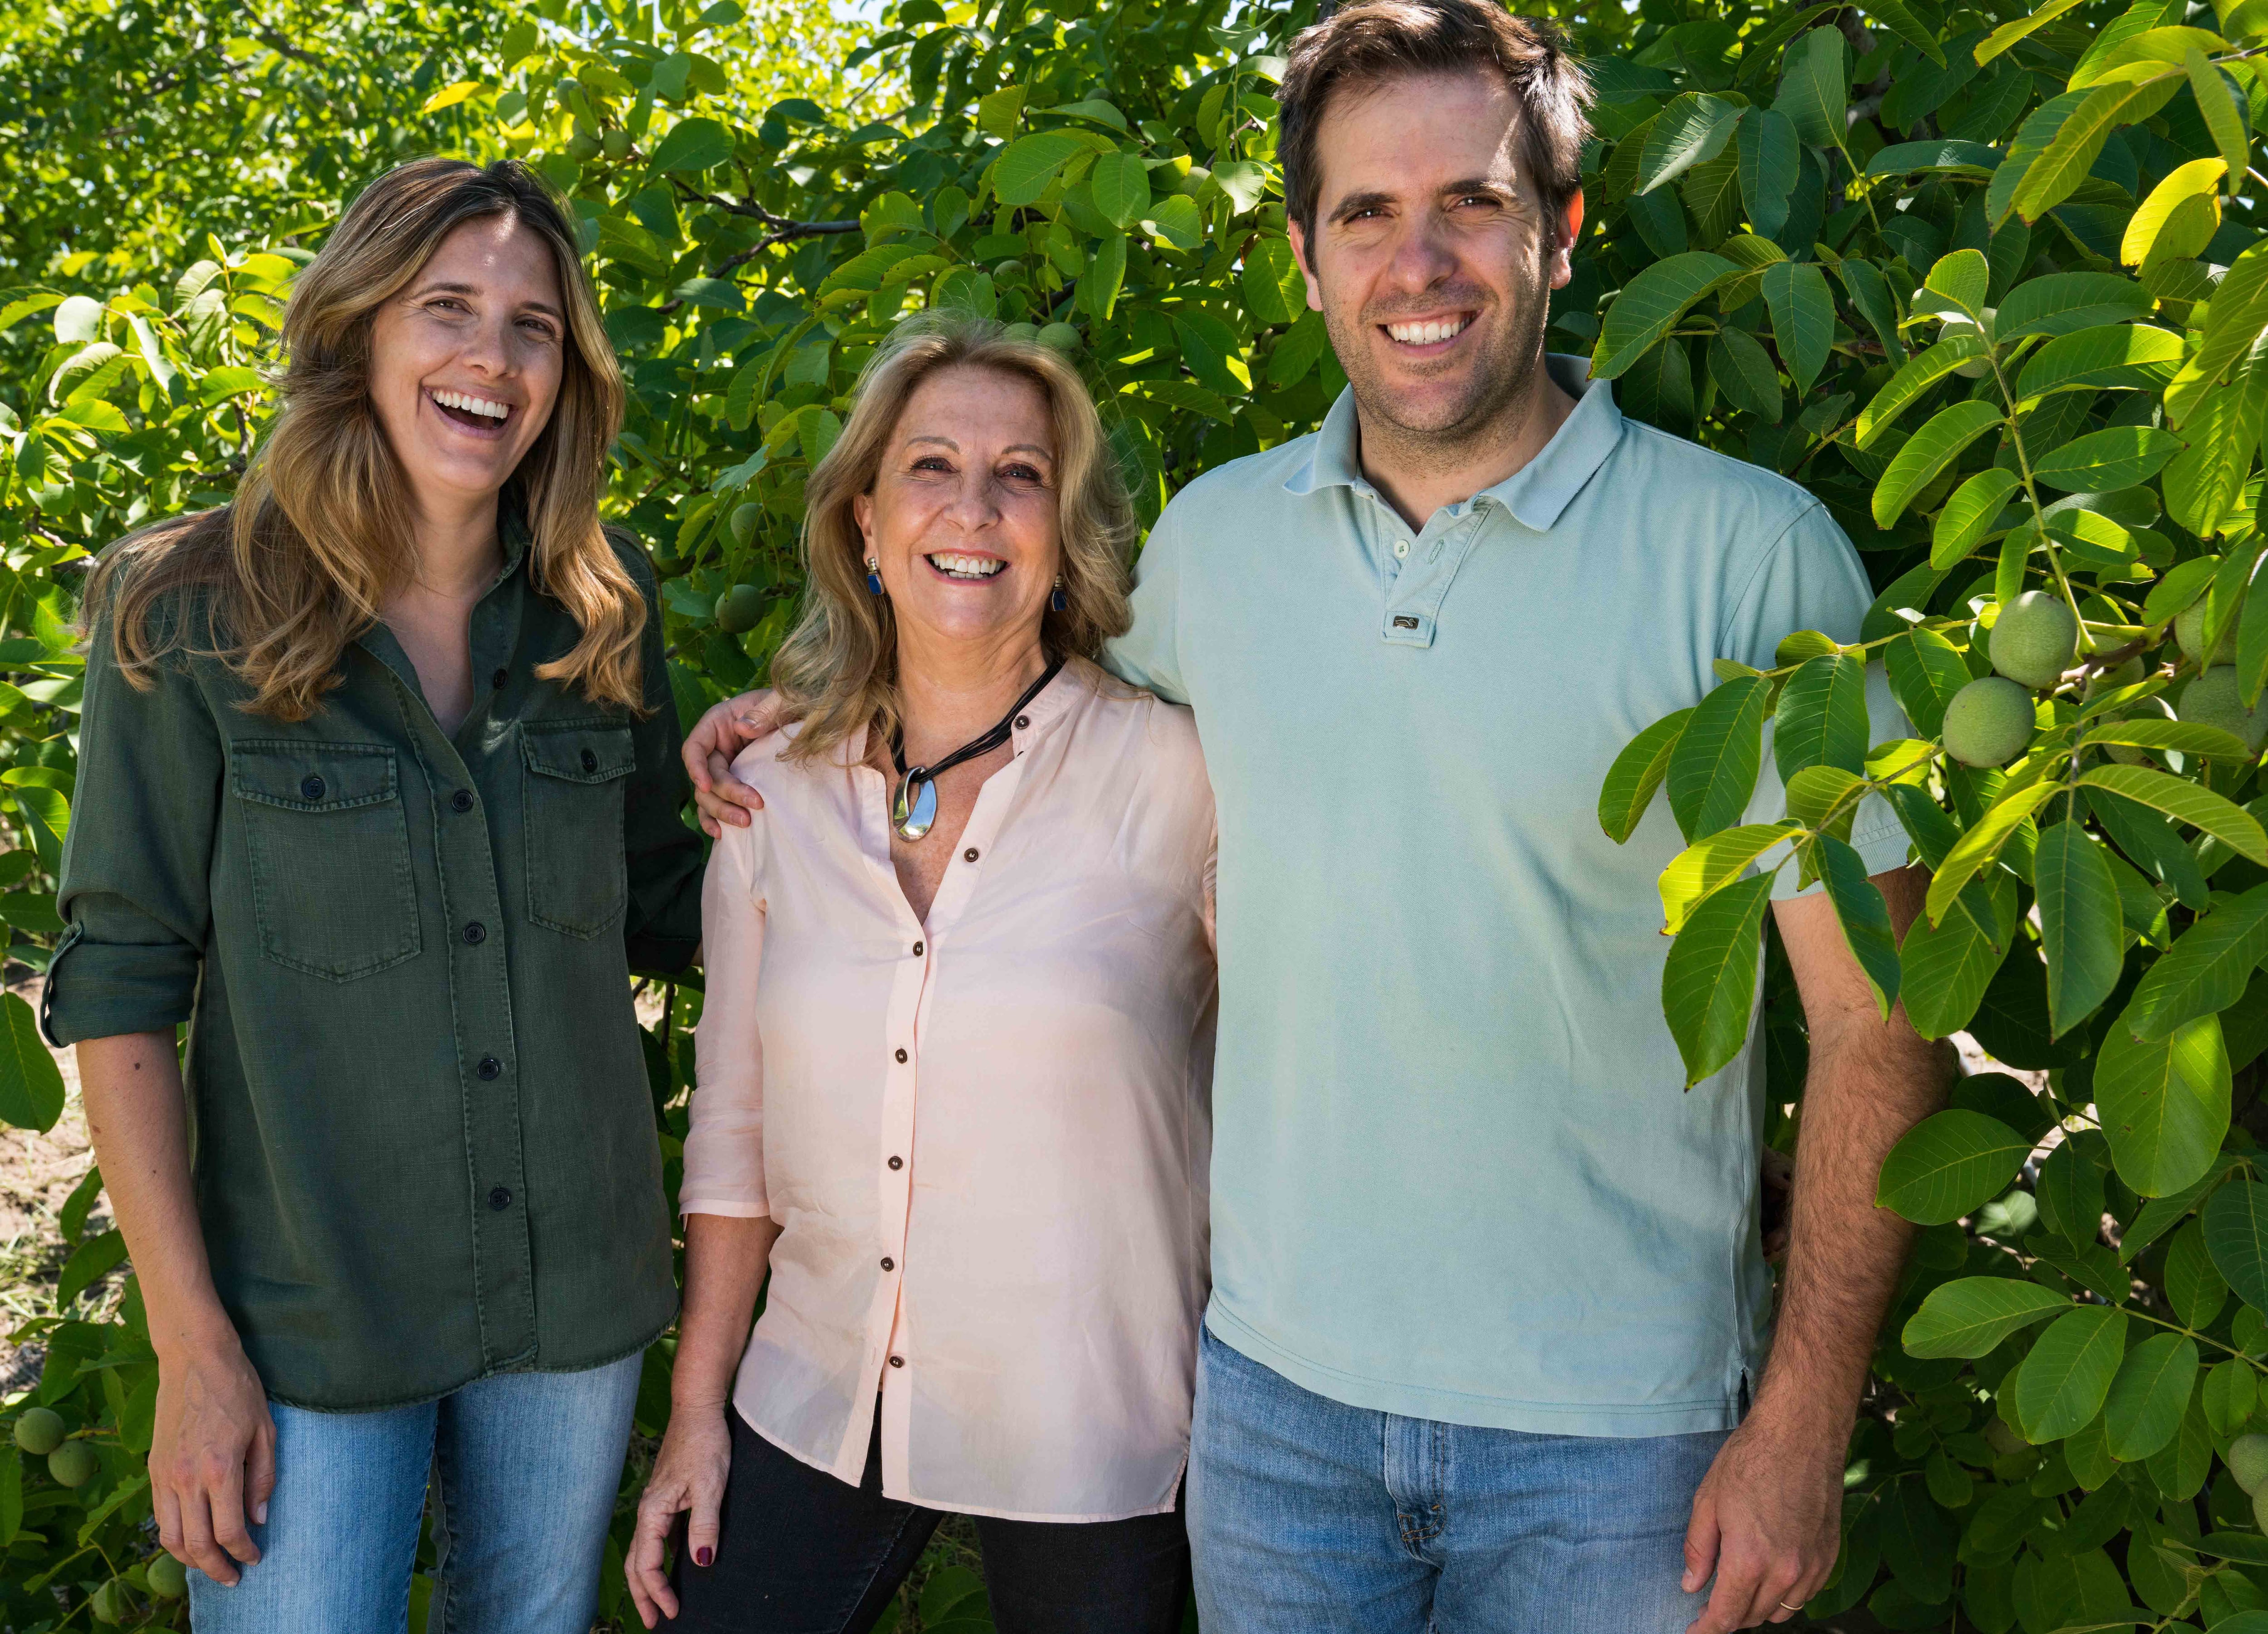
1392, 615, 1421, 629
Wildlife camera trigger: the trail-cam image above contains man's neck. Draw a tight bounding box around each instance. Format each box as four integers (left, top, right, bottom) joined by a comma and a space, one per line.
1355, 358, 1578, 534
894, 630, 1049, 761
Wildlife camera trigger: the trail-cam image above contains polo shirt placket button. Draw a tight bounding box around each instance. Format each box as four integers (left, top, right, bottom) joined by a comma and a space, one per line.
488, 1186, 512, 1210
463, 922, 486, 945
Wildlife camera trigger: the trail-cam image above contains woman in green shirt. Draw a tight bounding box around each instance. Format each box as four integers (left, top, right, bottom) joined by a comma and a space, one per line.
45, 158, 704, 1632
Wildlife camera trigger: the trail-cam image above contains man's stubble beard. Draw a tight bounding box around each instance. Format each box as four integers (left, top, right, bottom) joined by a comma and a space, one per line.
1323, 246, 1555, 478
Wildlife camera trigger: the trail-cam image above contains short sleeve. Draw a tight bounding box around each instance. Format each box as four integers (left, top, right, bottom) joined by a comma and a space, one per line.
1724, 503, 1914, 900
1104, 501, 1190, 705
45, 605, 223, 1045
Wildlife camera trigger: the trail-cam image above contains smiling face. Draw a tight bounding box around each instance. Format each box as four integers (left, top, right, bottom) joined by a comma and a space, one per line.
367, 213, 567, 521
852, 364, 1062, 663
1289, 68, 1581, 450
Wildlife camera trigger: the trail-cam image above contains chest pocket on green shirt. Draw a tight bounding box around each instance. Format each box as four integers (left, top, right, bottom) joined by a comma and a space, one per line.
521, 720, 635, 938
231, 741, 422, 982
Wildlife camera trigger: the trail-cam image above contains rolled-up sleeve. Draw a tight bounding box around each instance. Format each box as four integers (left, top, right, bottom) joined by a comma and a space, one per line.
44, 612, 220, 1046
679, 806, 767, 1217
615, 537, 706, 974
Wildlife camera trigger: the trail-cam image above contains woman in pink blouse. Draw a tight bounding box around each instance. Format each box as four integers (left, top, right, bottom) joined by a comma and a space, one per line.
626, 316, 1216, 1634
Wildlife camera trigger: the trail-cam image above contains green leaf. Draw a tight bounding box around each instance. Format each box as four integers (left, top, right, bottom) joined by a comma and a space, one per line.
2203, 1180, 2268, 1312
1977, 0, 2088, 63
2034, 815, 2125, 1038
1868, 138, 2007, 176
1877, 1110, 2031, 1224
1856, 337, 1991, 450
1774, 653, 1870, 779
1592, 252, 1736, 379
1926, 782, 2060, 927
1661, 870, 1774, 1086
2075, 765, 2268, 863
1241, 234, 1303, 327
1599, 707, 1693, 843
1761, 260, 1834, 395
2163, 366, 2268, 537
1661, 822, 1801, 933
2014, 1305, 2129, 1440
2120, 883, 2268, 1040
55, 1228, 126, 1307
1932, 468, 2024, 570
1708, 327, 1783, 421
1090, 151, 1151, 230
1817, 833, 1903, 1016
2121, 156, 2225, 268
993, 132, 1090, 206
2080, 719, 2250, 761
2095, 1013, 2230, 1197
1902, 1276, 2070, 1358
2101, 1332, 2200, 1462
1862, 0, 1946, 64
1638, 93, 1745, 195
1872, 399, 2005, 527
1144, 194, 1204, 251
1736, 107, 1800, 240
1992, 272, 2155, 343
2167, 240, 2268, 425
1775, 27, 1848, 149
2012, 76, 2182, 223
1901, 897, 2009, 1038
2187, 46, 2251, 190
2030, 426, 2185, 493
1885, 626, 1975, 738
1665, 675, 1772, 842
1925, 247, 1991, 317
0, 992, 64, 1133
2015, 324, 2185, 401
647, 116, 733, 173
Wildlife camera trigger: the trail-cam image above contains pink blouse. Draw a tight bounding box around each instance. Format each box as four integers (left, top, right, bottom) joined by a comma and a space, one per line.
681, 663, 1217, 1521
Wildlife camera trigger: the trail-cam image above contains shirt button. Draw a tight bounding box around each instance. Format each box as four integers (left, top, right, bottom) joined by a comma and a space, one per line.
580, 747, 598, 772
888, 1355, 904, 1368
963, 848, 979, 863
1014, 714, 1029, 730
888, 1156, 904, 1170
299, 775, 326, 801
463, 922, 487, 945
1394, 538, 1411, 560
477, 1056, 502, 1081
894, 1048, 908, 1063
912, 941, 924, 956
491, 667, 509, 689
488, 1186, 512, 1211
880, 1256, 895, 1272
451, 790, 474, 814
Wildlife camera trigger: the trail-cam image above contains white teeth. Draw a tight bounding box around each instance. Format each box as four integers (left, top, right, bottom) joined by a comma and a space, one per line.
927, 553, 1004, 580
1386, 317, 1471, 345
432, 389, 510, 420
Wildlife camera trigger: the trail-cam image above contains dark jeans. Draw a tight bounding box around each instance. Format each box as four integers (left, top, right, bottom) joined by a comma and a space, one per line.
665, 1406, 1191, 1634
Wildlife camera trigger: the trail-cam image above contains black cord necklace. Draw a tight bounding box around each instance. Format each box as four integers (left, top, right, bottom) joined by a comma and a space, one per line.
889, 657, 1065, 841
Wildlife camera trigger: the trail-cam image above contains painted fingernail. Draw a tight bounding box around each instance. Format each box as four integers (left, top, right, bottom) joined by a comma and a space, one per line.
695, 1546, 713, 1567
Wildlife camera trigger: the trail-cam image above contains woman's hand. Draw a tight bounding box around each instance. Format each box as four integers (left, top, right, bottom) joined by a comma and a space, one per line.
682, 692, 782, 837
150, 1331, 276, 1587
627, 1403, 733, 1627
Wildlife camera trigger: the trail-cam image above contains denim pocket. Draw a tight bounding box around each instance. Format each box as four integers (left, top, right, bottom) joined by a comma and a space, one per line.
520, 720, 635, 938
232, 741, 421, 981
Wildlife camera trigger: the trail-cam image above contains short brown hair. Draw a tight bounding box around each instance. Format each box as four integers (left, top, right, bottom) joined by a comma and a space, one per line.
1277, 0, 1593, 239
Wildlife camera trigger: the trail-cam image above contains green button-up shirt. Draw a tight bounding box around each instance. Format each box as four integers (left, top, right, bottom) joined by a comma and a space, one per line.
1106, 356, 1907, 1435
46, 521, 704, 1410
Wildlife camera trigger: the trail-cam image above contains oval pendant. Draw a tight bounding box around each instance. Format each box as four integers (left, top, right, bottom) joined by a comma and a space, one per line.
892, 771, 938, 841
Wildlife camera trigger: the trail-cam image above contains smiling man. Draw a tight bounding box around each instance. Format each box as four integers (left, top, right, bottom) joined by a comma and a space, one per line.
1101, 3, 1953, 1630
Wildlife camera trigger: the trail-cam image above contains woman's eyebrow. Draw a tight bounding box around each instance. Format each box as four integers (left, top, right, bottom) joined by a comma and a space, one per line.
407, 279, 564, 319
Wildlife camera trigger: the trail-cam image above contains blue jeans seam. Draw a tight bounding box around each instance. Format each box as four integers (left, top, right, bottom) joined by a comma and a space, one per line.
838, 1503, 926, 1634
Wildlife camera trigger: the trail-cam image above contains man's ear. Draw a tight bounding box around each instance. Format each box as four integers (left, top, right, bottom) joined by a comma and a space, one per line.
1548, 189, 1584, 292
1287, 216, 1325, 312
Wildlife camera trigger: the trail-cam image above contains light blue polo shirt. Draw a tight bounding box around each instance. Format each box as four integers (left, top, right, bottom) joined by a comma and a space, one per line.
1105, 353, 1910, 1435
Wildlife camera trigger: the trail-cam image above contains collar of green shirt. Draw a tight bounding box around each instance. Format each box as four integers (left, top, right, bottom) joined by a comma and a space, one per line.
1282, 352, 1626, 533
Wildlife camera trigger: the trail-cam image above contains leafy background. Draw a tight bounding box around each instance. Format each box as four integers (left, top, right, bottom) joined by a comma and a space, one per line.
12, 0, 2268, 1628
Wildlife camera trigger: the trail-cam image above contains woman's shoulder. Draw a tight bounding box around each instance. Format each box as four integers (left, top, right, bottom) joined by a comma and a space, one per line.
1064, 661, 1204, 773
85, 514, 231, 650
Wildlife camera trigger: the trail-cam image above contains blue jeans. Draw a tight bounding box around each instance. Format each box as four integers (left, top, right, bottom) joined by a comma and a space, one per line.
188, 1351, 642, 1634
1188, 1328, 1730, 1634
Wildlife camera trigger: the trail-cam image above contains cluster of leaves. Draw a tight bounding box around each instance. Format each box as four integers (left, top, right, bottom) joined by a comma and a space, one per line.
1593, 0, 2268, 1624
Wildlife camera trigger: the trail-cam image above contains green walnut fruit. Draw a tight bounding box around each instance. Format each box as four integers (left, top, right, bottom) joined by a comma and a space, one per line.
1989, 590, 2079, 689
89, 1580, 126, 1625
12, 1406, 65, 1455
1942, 677, 2038, 768
1002, 321, 1039, 343
2083, 656, 2146, 696
601, 128, 631, 161
564, 131, 601, 163
2178, 666, 2268, 752
714, 584, 764, 635
993, 258, 1026, 284
146, 1553, 189, 1600
2177, 599, 2239, 665
729, 502, 762, 550
48, 1439, 98, 1487
2232, 1432, 2268, 1494
1036, 322, 1081, 354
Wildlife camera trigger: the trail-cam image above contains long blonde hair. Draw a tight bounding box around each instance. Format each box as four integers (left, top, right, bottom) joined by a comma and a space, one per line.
88, 158, 644, 719
773, 313, 1136, 762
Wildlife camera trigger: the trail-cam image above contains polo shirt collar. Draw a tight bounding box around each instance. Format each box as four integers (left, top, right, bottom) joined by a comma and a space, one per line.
1281, 351, 1623, 533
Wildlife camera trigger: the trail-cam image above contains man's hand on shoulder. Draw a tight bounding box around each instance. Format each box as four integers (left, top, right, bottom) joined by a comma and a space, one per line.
684, 690, 782, 837
1682, 1399, 1845, 1631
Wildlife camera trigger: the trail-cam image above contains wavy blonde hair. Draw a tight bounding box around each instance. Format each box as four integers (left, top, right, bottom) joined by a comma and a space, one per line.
773, 313, 1137, 764
88, 158, 644, 719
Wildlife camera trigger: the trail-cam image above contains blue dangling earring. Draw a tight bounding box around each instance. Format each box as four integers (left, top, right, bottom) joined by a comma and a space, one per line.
1050, 574, 1068, 613
866, 556, 885, 597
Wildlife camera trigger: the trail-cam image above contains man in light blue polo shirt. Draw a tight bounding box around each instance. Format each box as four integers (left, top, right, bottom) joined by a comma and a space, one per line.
1101, 5, 1949, 1633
